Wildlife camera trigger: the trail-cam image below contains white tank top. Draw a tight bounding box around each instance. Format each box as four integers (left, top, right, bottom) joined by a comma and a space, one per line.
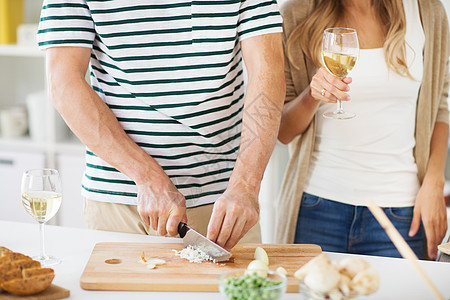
304, 0, 424, 207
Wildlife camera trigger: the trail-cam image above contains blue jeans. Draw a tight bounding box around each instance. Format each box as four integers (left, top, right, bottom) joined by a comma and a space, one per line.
294, 193, 425, 259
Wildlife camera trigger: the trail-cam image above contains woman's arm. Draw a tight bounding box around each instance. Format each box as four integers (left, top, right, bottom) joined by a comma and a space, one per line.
410, 122, 449, 259
410, 13, 449, 257
278, 68, 352, 144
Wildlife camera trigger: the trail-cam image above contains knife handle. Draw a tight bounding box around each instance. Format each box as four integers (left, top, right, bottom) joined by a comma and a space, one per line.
178, 222, 188, 238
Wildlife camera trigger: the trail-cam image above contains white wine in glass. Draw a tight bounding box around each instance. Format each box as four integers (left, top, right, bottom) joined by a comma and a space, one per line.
21, 169, 62, 267
322, 28, 359, 120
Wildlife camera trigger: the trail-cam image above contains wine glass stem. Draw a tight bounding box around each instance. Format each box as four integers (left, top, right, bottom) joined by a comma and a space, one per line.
336, 100, 344, 114
39, 223, 47, 259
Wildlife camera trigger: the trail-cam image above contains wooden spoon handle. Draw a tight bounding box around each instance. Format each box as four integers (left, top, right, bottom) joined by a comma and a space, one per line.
367, 201, 445, 300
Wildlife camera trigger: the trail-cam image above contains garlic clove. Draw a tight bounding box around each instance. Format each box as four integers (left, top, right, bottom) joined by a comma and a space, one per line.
276, 266, 287, 276
304, 263, 340, 294
254, 246, 269, 266
146, 262, 156, 269
328, 288, 345, 300
246, 259, 269, 278
294, 253, 330, 280
147, 258, 166, 266
351, 267, 380, 295
338, 274, 351, 297
337, 258, 370, 279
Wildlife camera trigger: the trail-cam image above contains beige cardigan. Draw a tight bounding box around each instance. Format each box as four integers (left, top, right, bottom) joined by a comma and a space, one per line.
274, 0, 450, 244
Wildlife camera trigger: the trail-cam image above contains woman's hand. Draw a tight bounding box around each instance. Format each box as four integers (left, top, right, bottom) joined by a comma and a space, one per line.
278, 67, 354, 143
409, 179, 448, 259
310, 67, 352, 103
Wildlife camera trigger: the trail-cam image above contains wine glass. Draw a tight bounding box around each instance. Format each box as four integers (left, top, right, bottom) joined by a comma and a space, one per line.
21, 169, 62, 266
322, 27, 359, 119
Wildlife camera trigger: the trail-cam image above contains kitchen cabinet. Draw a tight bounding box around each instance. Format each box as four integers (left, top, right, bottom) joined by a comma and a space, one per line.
0, 47, 84, 154
0, 44, 86, 226
0, 0, 86, 227
57, 153, 87, 228
0, 149, 45, 224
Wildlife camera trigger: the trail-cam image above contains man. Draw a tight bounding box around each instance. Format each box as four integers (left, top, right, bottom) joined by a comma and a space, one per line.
38, 0, 285, 250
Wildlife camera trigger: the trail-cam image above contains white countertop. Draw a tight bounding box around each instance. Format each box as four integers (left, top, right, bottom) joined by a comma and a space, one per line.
1, 220, 449, 300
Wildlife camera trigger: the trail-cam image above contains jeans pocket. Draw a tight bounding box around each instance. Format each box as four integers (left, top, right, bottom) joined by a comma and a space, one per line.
300, 193, 322, 209
385, 207, 414, 222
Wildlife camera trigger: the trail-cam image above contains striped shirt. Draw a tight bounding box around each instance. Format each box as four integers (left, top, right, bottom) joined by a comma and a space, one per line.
37, 0, 282, 207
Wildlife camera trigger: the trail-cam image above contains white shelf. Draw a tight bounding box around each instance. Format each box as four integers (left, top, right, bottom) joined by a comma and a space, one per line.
0, 136, 46, 152
0, 136, 85, 155
0, 44, 44, 57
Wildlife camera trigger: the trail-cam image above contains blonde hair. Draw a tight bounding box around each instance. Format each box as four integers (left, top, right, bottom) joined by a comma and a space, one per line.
287, 0, 414, 79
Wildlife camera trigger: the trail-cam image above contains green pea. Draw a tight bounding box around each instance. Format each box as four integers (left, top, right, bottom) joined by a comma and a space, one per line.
223, 273, 282, 300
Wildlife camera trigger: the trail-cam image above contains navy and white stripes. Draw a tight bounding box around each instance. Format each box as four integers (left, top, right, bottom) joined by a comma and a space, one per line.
38, 0, 282, 207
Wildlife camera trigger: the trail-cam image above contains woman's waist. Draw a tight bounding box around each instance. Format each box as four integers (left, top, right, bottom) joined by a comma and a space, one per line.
304, 162, 420, 206
310, 148, 417, 173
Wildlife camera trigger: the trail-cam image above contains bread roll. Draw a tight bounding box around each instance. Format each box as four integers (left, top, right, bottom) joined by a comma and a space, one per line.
3, 252, 33, 262
0, 247, 55, 296
0, 247, 12, 256
2, 274, 55, 296
23, 268, 54, 278
12, 259, 41, 271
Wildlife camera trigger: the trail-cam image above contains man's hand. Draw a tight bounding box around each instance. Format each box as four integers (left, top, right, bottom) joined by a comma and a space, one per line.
409, 179, 448, 259
137, 177, 187, 237
207, 181, 259, 250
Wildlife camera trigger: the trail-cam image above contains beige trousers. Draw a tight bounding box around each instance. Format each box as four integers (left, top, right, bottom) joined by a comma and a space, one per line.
83, 199, 261, 244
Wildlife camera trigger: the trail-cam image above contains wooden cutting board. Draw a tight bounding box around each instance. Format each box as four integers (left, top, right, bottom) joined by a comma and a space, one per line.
0, 284, 70, 299
80, 242, 321, 293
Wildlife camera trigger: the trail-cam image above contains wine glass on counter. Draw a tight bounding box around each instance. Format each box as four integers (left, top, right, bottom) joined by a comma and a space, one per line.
21, 169, 62, 266
322, 27, 359, 120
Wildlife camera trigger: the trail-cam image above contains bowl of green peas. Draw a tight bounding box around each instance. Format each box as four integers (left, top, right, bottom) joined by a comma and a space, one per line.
218, 269, 287, 300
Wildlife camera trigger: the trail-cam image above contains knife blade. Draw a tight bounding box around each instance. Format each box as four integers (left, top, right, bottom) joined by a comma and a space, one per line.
177, 222, 232, 262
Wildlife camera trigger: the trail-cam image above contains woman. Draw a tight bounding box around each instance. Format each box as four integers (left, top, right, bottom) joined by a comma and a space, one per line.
275, 0, 449, 259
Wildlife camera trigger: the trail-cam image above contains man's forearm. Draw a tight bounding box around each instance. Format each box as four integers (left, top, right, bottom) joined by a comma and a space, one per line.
47, 48, 167, 186
229, 68, 285, 193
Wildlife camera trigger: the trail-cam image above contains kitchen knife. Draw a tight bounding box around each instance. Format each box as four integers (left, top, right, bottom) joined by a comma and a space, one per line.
177, 222, 232, 262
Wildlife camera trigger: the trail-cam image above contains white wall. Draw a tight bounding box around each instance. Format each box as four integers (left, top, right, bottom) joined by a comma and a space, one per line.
259, 144, 289, 243
25, 0, 43, 23
442, 0, 450, 17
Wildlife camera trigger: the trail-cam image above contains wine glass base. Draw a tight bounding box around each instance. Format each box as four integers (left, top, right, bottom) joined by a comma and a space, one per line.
323, 111, 356, 120
32, 255, 61, 267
